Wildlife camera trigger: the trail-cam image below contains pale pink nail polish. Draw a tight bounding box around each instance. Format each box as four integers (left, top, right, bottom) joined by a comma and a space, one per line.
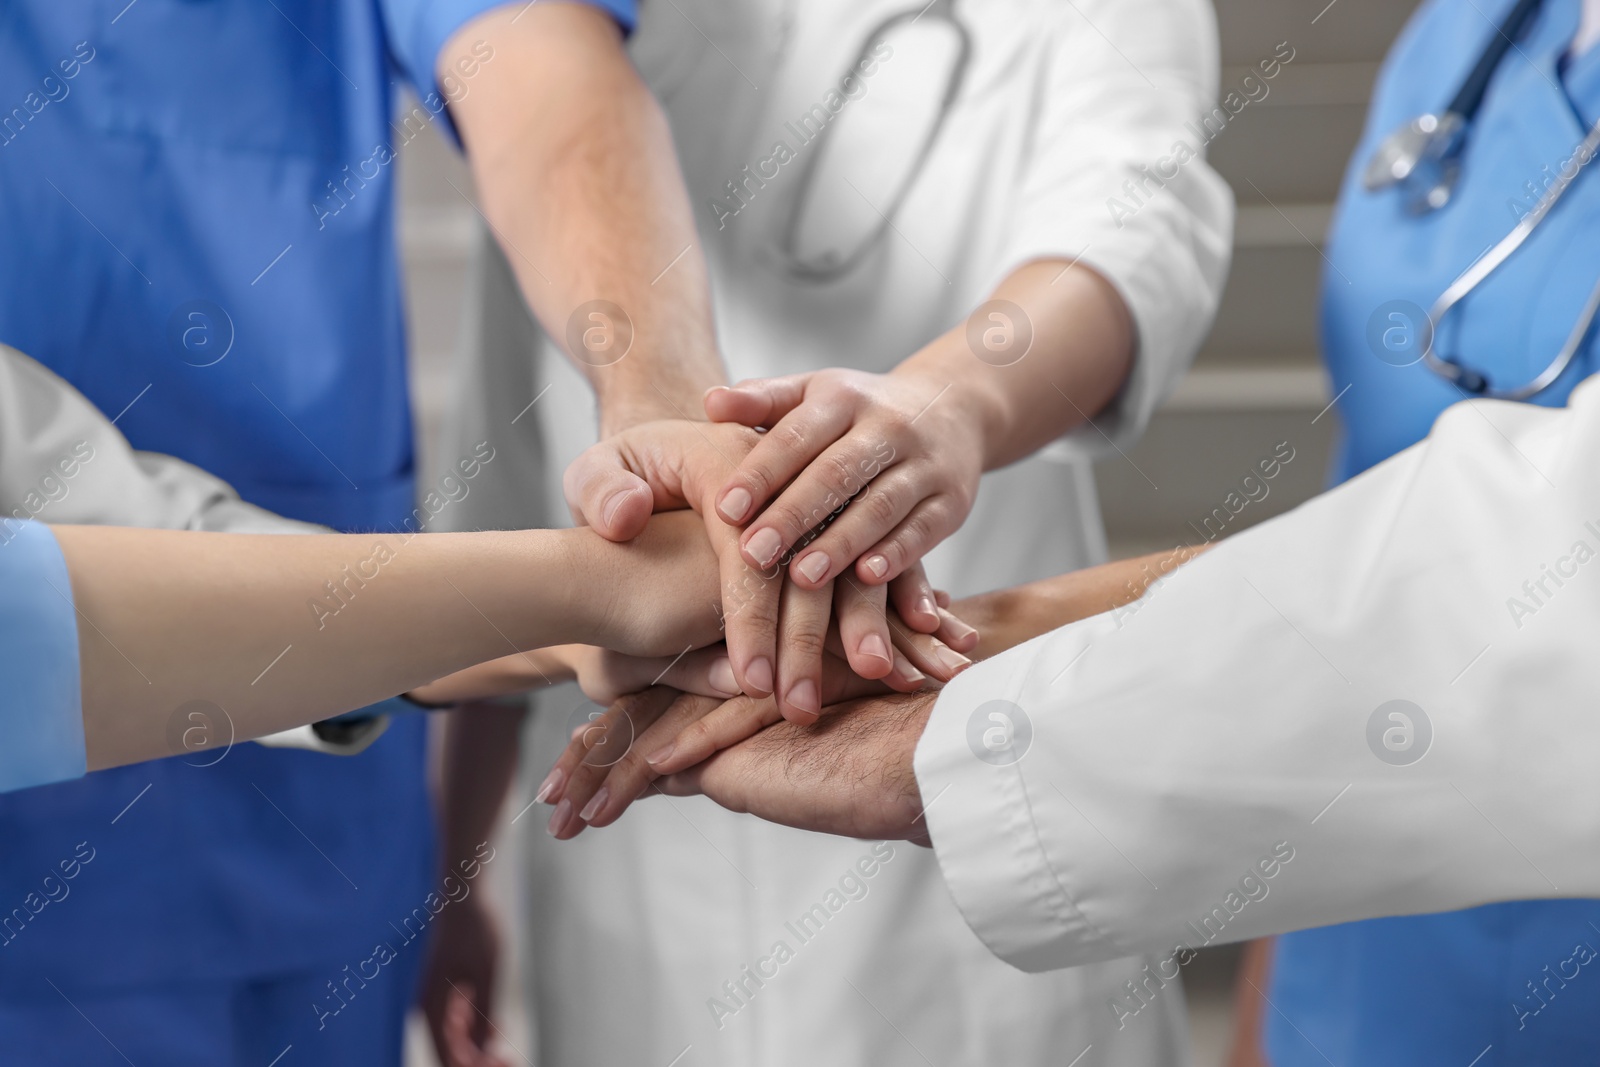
746, 528, 783, 567
719, 487, 753, 524
547, 798, 573, 837
579, 787, 609, 823
796, 551, 830, 584
534, 767, 565, 805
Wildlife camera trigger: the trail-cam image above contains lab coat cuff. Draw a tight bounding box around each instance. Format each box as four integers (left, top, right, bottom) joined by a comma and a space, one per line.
0, 520, 86, 793
915, 624, 1121, 972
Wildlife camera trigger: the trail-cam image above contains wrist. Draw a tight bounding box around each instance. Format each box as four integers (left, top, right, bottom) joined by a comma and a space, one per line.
893, 342, 1011, 470
595, 371, 727, 437
544, 527, 610, 646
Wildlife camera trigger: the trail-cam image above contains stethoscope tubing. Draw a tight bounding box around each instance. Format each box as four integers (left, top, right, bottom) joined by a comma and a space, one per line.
1421, 118, 1600, 399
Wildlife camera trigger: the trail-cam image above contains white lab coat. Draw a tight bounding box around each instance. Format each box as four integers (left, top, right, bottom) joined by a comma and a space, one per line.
436, 0, 1230, 1062
919, 376, 1600, 978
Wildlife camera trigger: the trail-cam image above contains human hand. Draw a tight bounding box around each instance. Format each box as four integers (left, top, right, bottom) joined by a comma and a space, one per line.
406, 643, 740, 709
658, 689, 939, 845
564, 419, 976, 718
539, 625, 948, 835
421, 891, 512, 1067
574, 508, 724, 657
705, 368, 987, 591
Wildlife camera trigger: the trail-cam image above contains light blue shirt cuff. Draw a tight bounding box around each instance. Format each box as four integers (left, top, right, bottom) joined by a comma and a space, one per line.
0, 520, 86, 793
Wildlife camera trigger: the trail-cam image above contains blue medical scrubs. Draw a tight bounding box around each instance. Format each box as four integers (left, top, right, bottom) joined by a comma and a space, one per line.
1267, 0, 1600, 1063
0, 2, 630, 1063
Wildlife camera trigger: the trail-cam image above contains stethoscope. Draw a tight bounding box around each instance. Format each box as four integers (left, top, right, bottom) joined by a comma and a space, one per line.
1365, 0, 1600, 399
774, 0, 971, 281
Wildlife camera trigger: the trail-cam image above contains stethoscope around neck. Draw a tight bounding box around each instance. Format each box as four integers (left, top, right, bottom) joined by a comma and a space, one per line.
1365, 0, 1600, 400
772, 0, 971, 282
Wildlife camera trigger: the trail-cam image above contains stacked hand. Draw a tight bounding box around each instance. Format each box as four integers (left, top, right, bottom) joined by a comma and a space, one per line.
563, 415, 977, 723
541, 686, 939, 844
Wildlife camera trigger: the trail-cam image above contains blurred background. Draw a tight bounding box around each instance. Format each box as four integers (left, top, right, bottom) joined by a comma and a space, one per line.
393, 0, 1424, 1062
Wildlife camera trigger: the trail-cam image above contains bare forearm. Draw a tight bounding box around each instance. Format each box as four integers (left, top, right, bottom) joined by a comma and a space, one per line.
438, 704, 528, 871
895, 258, 1134, 471
449, 5, 725, 430
54, 517, 719, 769
954, 544, 1208, 658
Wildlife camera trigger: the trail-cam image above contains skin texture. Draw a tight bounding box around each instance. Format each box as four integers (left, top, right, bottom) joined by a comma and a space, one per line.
423, 545, 1208, 1062
708, 260, 1135, 588
428, 12, 729, 1057
562, 420, 977, 720
543, 543, 1210, 837
569, 258, 1131, 723
52, 512, 720, 771
445, 3, 725, 435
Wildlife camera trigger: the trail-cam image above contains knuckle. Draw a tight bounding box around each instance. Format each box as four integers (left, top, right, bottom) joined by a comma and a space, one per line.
776, 421, 811, 455
860, 483, 901, 528
783, 626, 828, 660
821, 452, 859, 496
762, 499, 812, 541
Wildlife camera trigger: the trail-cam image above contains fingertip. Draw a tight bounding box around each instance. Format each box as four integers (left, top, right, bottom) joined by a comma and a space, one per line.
743, 655, 774, 697
792, 550, 832, 588
852, 633, 893, 680
782, 704, 821, 726
717, 485, 753, 525
599, 483, 652, 540
705, 656, 740, 697
858, 555, 891, 582
784, 677, 820, 722
905, 600, 941, 633
938, 611, 980, 653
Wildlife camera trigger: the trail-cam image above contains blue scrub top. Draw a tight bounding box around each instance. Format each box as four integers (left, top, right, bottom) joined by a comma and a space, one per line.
1269, 0, 1600, 1062
0, 0, 631, 992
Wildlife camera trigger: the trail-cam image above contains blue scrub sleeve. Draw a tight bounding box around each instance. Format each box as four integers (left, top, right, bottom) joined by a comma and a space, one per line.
383, 0, 638, 139
0, 520, 85, 793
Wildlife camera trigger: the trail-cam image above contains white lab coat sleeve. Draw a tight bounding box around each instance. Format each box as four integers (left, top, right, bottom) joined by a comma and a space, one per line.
0, 344, 322, 535
916, 377, 1600, 972
993, 0, 1233, 461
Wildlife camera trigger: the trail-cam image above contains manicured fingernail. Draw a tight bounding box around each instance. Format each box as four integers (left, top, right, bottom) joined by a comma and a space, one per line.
547, 798, 573, 836
944, 616, 978, 644
579, 787, 609, 823
719, 486, 752, 524
859, 633, 891, 666
746, 528, 783, 567
796, 551, 830, 584
863, 555, 889, 579
534, 767, 564, 804
916, 595, 936, 619
646, 740, 677, 766
602, 490, 631, 530
709, 656, 739, 696
894, 651, 926, 686
935, 645, 973, 675
787, 678, 820, 719
745, 656, 774, 695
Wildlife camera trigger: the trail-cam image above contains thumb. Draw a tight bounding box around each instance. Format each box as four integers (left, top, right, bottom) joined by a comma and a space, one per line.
562, 442, 659, 541
704, 374, 812, 429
